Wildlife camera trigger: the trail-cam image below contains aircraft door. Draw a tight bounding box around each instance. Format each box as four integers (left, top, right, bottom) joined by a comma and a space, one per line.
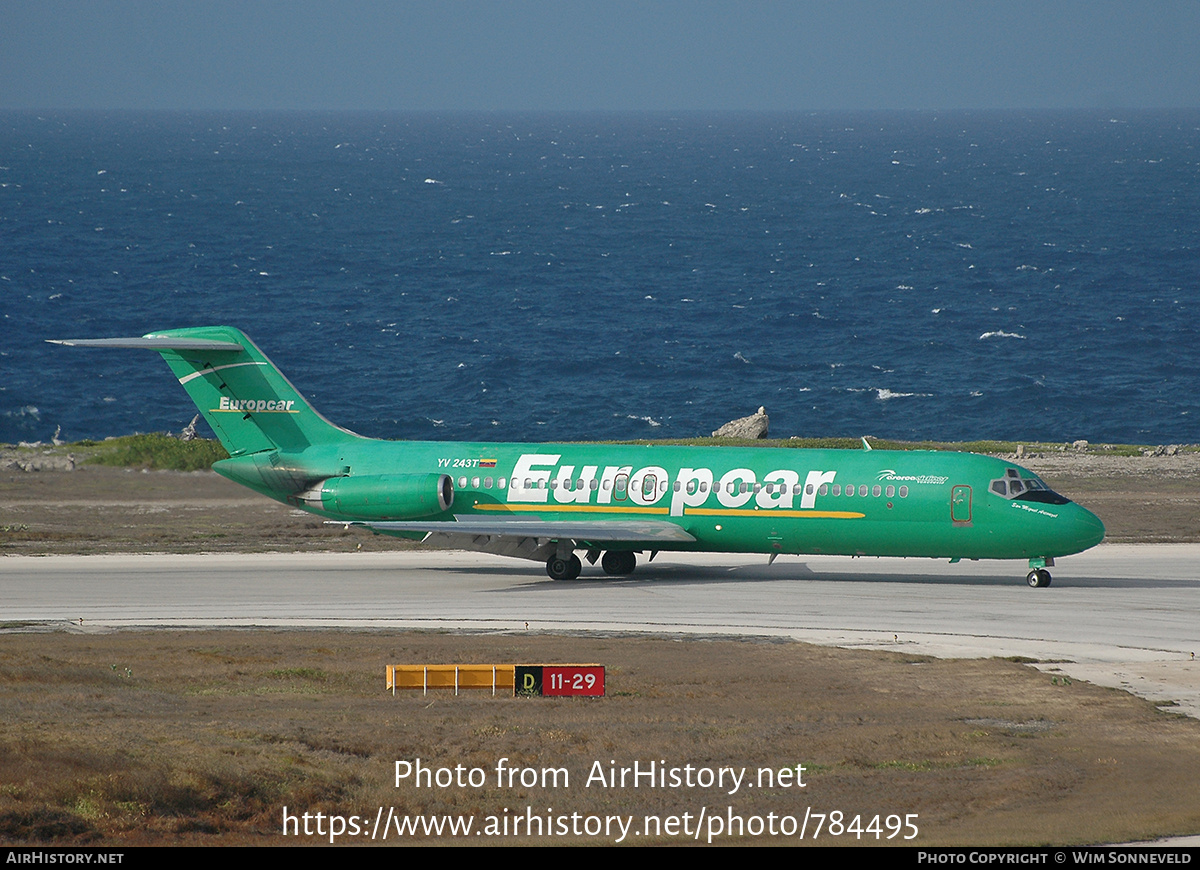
951, 485, 972, 526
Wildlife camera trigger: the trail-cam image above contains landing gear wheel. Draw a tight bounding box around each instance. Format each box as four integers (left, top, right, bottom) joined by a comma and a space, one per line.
547, 554, 582, 581
601, 551, 637, 576
1026, 569, 1052, 588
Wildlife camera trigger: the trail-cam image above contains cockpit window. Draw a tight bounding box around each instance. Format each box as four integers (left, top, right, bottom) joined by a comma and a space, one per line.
989, 469, 1070, 505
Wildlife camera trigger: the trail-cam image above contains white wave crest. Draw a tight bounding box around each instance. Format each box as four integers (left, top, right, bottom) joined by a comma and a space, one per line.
979, 330, 1026, 340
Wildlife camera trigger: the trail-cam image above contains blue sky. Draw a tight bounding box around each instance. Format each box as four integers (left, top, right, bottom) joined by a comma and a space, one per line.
3, 0, 1198, 111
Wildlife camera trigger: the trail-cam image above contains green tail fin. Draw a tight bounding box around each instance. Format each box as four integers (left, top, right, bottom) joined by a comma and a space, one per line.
52, 326, 355, 456
145, 326, 354, 456
52, 326, 359, 500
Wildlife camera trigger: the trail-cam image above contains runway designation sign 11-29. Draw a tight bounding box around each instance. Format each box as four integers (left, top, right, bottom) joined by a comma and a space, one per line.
516, 665, 605, 697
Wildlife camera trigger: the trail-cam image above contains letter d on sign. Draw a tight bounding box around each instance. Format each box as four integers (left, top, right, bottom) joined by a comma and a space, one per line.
515, 666, 543, 695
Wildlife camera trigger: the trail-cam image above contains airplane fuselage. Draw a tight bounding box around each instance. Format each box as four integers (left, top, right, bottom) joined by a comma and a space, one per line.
213, 436, 1105, 564
55, 326, 1106, 586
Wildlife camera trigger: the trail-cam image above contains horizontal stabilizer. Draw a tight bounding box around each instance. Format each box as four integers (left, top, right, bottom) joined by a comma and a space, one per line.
334, 517, 697, 543
47, 337, 244, 352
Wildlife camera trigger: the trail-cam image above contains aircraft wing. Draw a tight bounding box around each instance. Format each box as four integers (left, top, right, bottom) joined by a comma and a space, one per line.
343, 517, 696, 543
332, 516, 695, 563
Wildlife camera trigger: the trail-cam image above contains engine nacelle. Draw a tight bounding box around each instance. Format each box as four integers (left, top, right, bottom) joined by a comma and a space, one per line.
309, 473, 454, 520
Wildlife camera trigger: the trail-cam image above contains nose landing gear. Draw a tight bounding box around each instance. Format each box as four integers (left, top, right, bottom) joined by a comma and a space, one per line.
1026, 568, 1052, 588
1026, 556, 1054, 588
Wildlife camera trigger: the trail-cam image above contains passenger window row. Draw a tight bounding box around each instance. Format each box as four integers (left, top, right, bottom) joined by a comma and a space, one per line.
455, 475, 909, 500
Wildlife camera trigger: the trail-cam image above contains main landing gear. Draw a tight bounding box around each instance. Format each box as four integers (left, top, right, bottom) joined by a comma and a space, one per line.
1026, 568, 1052, 588
601, 551, 637, 576
546, 550, 638, 580
546, 554, 582, 581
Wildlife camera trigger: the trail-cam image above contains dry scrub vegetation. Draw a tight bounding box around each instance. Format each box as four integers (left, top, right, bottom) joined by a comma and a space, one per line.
2, 630, 1199, 846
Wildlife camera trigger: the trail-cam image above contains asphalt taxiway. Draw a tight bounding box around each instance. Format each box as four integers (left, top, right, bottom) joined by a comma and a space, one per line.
3, 542, 1198, 716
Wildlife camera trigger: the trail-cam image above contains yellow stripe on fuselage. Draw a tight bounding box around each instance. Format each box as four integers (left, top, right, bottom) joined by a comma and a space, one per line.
685, 508, 866, 519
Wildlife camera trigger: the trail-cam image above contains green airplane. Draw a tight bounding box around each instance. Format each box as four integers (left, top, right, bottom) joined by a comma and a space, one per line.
53, 326, 1105, 587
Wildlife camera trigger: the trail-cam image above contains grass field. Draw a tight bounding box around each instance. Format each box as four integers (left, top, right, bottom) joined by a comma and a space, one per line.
2, 630, 1200, 846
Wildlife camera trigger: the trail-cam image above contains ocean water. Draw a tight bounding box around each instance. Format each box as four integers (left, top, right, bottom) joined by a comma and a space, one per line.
2, 110, 1198, 446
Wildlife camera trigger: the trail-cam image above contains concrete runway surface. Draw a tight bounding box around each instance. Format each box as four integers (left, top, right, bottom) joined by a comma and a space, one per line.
3, 542, 1198, 717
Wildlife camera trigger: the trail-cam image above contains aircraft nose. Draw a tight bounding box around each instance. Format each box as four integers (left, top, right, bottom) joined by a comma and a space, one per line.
1068, 503, 1106, 552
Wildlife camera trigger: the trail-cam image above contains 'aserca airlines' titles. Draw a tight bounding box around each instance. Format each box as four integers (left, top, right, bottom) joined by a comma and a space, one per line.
506, 453, 838, 517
